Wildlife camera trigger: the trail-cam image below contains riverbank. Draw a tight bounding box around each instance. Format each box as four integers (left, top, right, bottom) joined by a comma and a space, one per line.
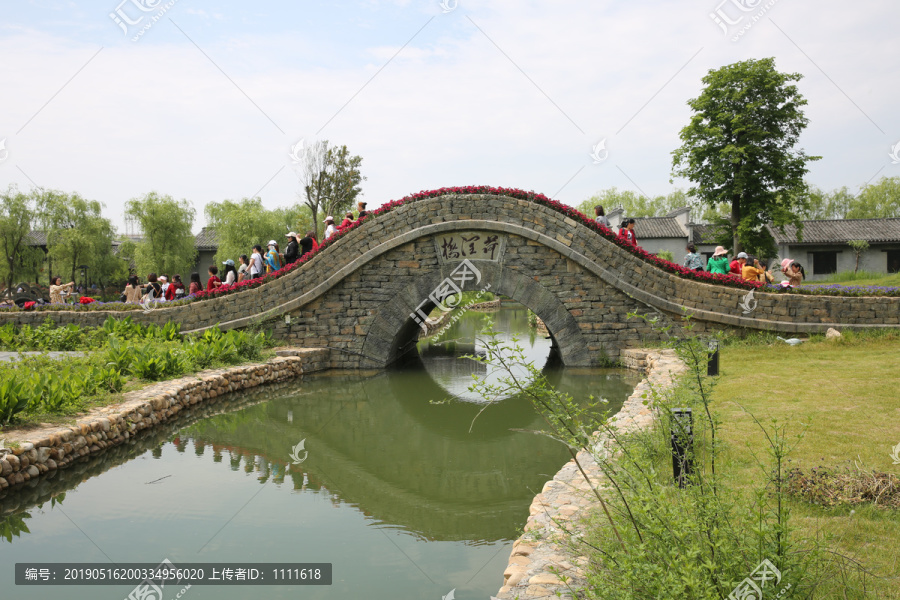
494, 348, 685, 598
0, 348, 330, 491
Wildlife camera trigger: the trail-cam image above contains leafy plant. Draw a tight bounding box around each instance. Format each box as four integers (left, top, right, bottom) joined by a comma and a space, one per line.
464, 317, 838, 600
130, 344, 185, 381
0, 377, 29, 424
0, 513, 31, 543
102, 338, 133, 373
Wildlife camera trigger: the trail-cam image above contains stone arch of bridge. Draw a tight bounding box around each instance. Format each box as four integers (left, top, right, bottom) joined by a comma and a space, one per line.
358, 259, 592, 368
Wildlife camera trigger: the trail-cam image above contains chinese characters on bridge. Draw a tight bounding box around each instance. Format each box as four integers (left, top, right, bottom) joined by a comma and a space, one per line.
434, 233, 505, 263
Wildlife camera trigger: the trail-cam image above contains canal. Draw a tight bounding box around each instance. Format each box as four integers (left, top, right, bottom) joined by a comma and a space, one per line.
0, 303, 641, 599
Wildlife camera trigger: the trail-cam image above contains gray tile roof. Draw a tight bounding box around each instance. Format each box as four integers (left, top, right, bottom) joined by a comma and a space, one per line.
770, 218, 900, 245
195, 228, 219, 251
633, 217, 686, 239
25, 230, 47, 246
692, 223, 727, 245
27, 229, 217, 250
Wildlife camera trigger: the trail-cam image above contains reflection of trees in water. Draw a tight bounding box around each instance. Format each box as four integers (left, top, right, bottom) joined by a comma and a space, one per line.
0, 381, 298, 534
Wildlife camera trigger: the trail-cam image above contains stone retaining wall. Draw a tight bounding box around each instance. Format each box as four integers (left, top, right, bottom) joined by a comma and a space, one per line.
467, 299, 502, 311
0, 348, 331, 492
495, 348, 685, 599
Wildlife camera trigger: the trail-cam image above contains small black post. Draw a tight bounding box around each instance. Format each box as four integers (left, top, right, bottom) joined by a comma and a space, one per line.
707, 338, 719, 377
671, 408, 694, 488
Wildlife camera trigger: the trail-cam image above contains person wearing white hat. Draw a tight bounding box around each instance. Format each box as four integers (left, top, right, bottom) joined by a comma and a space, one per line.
323, 216, 336, 241
707, 246, 730, 274
158, 275, 169, 302
730, 251, 749, 276
284, 232, 299, 264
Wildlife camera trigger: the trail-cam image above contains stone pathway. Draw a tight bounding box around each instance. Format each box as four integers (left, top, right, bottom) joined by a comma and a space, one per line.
0, 351, 85, 362
495, 349, 686, 599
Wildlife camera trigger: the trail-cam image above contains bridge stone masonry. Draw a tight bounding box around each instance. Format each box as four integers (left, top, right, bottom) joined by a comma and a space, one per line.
2, 192, 899, 368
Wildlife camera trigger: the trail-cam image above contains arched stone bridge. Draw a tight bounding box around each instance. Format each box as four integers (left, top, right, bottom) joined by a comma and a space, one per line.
5, 194, 899, 368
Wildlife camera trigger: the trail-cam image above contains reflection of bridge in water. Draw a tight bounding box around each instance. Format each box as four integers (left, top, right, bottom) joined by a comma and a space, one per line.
0, 360, 639, 543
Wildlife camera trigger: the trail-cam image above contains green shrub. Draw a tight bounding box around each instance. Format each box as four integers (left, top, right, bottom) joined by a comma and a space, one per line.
102, 338, 133, 373
100, 315, 143, 340
130, 344, 185, 381
0, 378, 29, 424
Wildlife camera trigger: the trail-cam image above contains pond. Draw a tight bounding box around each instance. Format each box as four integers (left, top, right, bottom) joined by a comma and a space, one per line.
0, 303, 641, 599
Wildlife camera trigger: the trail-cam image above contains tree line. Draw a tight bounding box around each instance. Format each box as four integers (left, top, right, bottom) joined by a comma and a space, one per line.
0, 140, 365, 291
579, 177, 900, 225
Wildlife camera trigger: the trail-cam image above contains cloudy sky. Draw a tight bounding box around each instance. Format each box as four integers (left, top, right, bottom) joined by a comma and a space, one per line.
1, 0, 898, 232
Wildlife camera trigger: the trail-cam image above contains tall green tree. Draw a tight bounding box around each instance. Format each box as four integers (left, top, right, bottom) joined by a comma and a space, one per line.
0, 185, 43, 290
38, 190, 119, 284
578, 188, 693, 218
801, 185, 856, 220
671, 58, 820, 255
124, 192, 197, 277
849, 176, 900, 219
321, 144, 366, 221
297, 140, 366, 237
205, 198, 313, 264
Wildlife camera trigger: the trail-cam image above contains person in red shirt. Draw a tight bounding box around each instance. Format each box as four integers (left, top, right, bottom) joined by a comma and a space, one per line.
189, 273, 202, 295
339, 211, 354, 228
165, 274, 186, 300
617, 219, 638, 247
206, 265, 222, 291
730, 252, 748, 275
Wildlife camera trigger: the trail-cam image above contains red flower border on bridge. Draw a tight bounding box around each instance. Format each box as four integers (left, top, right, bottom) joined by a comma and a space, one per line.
15, 184, 900, 312
188, 185, 762, 303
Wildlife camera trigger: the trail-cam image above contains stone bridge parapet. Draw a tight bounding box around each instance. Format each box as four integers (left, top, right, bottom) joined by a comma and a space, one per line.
1, 194, 897, 368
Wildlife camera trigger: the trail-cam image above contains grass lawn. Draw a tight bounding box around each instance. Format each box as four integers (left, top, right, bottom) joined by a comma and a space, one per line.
713, 333, 900, 598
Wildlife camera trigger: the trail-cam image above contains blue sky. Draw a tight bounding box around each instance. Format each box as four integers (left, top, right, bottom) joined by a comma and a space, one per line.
1, 0, 898, 231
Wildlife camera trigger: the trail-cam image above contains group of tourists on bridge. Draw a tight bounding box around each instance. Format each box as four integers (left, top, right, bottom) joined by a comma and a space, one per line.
593, 204, 805, 288
110, 202, 371, 304
703, 248, 805, 286
40, 199, 811, 306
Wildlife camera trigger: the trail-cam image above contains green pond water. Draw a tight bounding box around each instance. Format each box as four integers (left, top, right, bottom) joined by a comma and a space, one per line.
0, 304, 641, 599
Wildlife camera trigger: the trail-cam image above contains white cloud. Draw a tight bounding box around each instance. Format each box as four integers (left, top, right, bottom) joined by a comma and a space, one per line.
0, 0, 898, 233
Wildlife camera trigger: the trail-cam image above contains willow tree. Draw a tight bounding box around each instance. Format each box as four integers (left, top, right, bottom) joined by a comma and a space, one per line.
39, 190, 119, 284
205, 198, 313, 264
124, 192, 197, 277
671, 58, 820, 255
0, 185, 43, 289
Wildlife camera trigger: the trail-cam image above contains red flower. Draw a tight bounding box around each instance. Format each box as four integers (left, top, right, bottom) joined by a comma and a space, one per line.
79, 296, 95, 304
23, 301, 36, 311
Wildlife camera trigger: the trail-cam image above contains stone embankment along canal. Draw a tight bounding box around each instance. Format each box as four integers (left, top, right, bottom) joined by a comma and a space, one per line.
0, 348, 330, 492
495, 348, 686, 599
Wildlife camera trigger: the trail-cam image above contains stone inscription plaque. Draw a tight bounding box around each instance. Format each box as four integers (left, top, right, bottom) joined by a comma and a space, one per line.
434, 232, 505, 264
